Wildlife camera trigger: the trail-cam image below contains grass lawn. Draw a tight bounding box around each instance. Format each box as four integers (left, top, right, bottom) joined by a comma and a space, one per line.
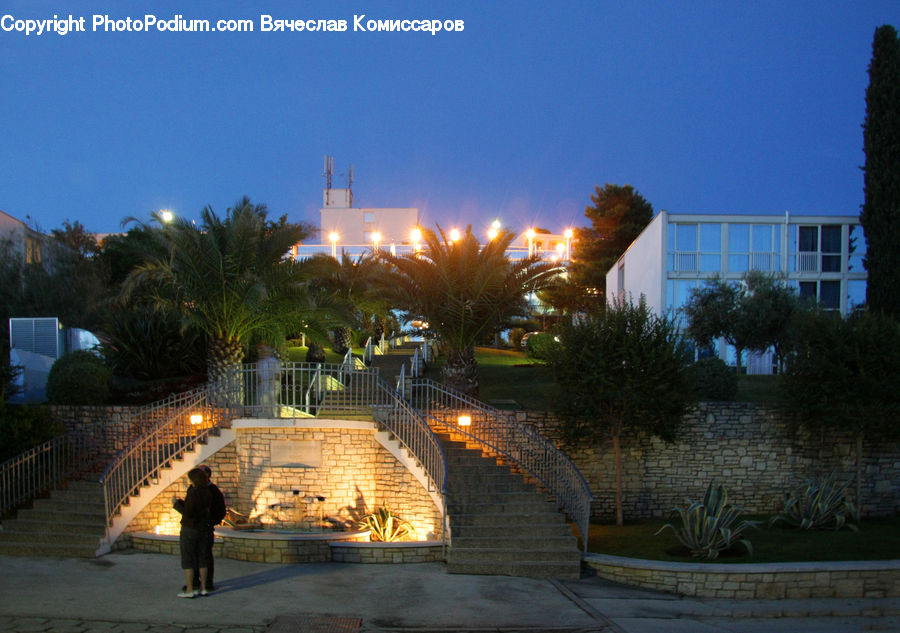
585, 515, 900, 563
285, 346, 363, 364
427, 347, 557, 410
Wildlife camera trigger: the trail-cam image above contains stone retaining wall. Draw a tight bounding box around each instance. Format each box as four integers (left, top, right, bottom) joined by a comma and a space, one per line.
517, 403, 900, 521
584, 554, 900, 599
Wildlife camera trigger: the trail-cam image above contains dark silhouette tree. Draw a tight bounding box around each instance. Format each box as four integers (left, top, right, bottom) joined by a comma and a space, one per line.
567, 184, 654, 308
860, 24, 900, 318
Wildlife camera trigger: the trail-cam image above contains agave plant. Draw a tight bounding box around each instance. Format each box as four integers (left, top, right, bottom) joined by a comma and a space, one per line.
656, 482, 758, 559
357, 507, 417, 542
771, 470, 858, 531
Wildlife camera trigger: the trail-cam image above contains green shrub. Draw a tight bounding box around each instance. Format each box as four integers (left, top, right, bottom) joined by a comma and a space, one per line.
45, 351, 112, 405
357, 507, 416, 542
771, 470, 858, 531
656, 482, 758, 559
690, 357, 738, 401
525, 332, 558, 361
0, 405, 64, 462
102, 307, 205, 381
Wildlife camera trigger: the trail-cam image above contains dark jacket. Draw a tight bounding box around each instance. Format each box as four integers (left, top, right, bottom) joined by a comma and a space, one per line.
174, 484, 212, 529
209, 482, 226, 527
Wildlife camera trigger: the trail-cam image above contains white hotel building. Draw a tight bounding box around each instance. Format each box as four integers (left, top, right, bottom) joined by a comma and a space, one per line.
605, 211, 867, 372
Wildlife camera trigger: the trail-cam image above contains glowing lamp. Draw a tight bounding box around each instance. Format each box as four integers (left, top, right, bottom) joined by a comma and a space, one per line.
449, 228, 461, 242
190, 414, 203, 425
457, 415, 471, 427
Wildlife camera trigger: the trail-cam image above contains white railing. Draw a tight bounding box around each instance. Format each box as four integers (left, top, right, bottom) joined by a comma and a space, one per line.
410, 347, 422, 377
408, 378, 594, 552
750, 252, 778, 271
674, 252, 699, 272
796, 252, 820, 273
1, 432, 99, 516
99, 385, 239, 539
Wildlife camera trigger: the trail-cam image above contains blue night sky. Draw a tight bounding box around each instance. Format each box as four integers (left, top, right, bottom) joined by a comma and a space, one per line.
1, 1, 897, 238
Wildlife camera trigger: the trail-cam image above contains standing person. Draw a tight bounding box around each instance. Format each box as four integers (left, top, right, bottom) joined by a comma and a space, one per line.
188, 464, 226, 591
173, 467, 212, 598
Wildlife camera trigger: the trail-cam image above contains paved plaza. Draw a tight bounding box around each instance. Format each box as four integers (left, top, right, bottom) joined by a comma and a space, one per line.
0, 552, 897, 633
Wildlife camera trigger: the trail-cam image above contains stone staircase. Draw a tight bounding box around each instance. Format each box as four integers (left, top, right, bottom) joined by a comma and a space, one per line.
437, 430, 582, 580
0, 480, 105, 557
368, 343, 420, 383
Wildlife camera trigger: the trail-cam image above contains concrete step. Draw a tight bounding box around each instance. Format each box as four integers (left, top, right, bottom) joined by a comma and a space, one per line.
447, 499, 558, 514
451, 535, 577, 550
447, 560, 581, 580
11, 518, 106, 535
17, 508, 106, 523
0, 528, 102, 546
449, 547, 583, 564
31, 498, 106, 513
0, 541, 98, 558
449, 522, 573, 538
449, 512, 566, 527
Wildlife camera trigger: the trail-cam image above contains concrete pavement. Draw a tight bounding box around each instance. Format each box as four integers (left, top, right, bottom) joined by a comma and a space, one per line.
0, 551, 897, 633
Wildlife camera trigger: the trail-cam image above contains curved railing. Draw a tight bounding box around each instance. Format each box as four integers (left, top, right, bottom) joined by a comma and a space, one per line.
408, 377, 593, 552
99, 385, 239, 538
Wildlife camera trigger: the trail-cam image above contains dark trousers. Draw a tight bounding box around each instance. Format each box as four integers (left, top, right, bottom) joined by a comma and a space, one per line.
192, 527, 215, 587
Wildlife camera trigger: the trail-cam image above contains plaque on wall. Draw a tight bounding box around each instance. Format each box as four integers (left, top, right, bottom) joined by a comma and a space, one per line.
270, 440, 322, 468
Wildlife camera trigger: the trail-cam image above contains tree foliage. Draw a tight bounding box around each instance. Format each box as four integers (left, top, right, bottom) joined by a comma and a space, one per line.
781, 309, 900, 510
547, 299, 696, 525
383, 225, 554, 396
567, 184, 654, 306
120, 197, 338, 384
860, 24, 900, 318
683, 272, 800, 373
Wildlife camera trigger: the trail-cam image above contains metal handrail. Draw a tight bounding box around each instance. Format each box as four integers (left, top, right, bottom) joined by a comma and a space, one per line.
99, 384, 239, 540
0, 431, 99, 516
408, 377, 594, 552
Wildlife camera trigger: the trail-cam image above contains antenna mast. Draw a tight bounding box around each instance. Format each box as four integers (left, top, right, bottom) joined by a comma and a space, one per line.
347, 165, 354, 207
323, 155, 334, 206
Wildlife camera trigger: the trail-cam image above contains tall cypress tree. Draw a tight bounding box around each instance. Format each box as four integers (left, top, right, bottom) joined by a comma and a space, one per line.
861, 25, 900, 318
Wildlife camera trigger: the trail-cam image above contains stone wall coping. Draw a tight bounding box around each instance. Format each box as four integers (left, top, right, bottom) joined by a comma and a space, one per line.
329, 540, 443, 549
585, 552, 900, 574
232, 418, 375, 430
215, 527, 370, 541
131, 532, 223, 543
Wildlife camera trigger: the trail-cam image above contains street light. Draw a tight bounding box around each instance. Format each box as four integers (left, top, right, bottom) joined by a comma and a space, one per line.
160, 209, 174, 223
371, 231, 382, 253
564, 228, 574, 260
329, 232, 339, 258
449, 228, 461, 243
526, 228, 536, 256
411, 227, 422, 252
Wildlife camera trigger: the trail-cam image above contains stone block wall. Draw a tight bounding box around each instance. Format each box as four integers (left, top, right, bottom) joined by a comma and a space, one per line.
517, 402, 900, 522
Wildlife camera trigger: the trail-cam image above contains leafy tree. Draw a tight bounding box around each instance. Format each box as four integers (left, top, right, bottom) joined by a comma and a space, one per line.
548, 299, 696, 525
121, 197, 336, 385
567, 184, 654, 306
860, 25, 900, 319
781, 309, 900, 510
684, 272, 800, 374
50, 220, 100, 258
384, 225, 554, 396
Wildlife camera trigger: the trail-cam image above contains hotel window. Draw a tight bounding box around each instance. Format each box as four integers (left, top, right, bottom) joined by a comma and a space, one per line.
728, 224, 778, 272
791, 224, 842, 273
364, 212, 375, 224
667, 223, 721, 272
799, 280, 841, 311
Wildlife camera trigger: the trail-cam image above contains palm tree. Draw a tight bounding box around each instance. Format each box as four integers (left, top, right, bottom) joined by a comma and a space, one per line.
121, 197, 338, 385
383, 226, 555, 396
304, 252, 393, 354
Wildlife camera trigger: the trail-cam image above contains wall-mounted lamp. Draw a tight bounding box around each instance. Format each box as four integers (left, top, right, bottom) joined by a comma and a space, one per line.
457, 415, 471, 427
190, 414, 203, 425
